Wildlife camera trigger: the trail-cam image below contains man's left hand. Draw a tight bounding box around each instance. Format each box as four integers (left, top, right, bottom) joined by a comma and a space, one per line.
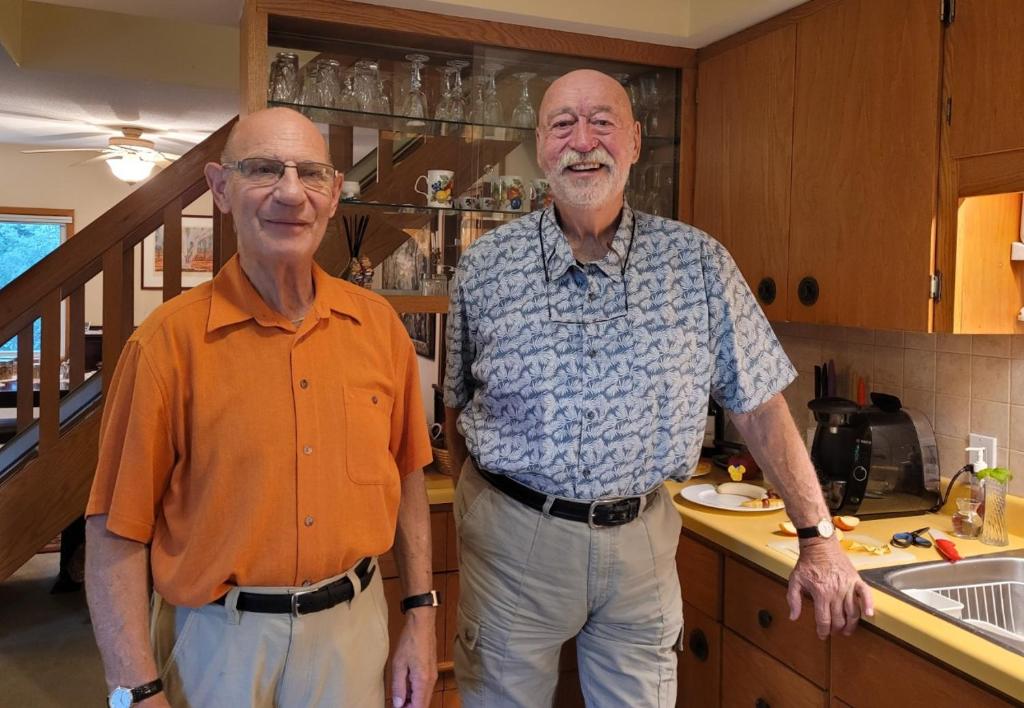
786, 539, 875, 639
389, 608, 438, 708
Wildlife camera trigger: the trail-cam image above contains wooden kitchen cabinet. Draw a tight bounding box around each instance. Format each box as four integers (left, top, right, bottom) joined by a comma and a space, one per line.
721, 629, 827, 708
678, 602, 722, 708
693, 25, 796, 323
678, 528, 723, 620
946, 0, 1024, 159
787, 0, 942, 330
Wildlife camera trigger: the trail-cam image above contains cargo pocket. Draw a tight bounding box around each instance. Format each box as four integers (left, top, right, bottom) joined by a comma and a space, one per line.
344, 386, 395, 484
453, 606, 484, 688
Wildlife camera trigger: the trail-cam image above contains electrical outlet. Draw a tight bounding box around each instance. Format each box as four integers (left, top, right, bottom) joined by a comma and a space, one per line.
969, 433, 997, 468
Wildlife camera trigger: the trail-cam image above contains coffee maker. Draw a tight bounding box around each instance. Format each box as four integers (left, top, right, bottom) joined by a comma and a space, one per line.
809, 393, 940, 518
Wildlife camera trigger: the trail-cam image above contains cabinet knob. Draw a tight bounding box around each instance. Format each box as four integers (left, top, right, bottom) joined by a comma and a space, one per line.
756, 277, 777, 305
687, 628, 709, 662
757, 609, 773, 628
797, 276, 819, 306
755, 699, 770, 708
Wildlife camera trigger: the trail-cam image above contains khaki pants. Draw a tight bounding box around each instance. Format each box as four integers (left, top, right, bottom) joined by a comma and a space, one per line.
151, 562, 389, 708
454, 460, 684, 708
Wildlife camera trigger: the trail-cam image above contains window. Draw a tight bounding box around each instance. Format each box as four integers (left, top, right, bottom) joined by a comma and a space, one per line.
0, 209, 74, 354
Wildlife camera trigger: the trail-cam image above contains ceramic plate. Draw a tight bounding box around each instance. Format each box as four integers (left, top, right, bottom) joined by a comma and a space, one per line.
678, 483, 785, 513
690, 460, 713, 478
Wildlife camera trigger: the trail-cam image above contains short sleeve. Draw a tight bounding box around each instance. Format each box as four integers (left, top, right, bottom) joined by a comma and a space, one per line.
389, 324, 433, 477
443, 263, 477, 409
85, 339, 176, 543
703, 238, 796, 413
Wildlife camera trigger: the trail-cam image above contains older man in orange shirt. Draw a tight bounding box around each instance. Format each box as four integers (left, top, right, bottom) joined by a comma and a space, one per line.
85, 107, 437, 708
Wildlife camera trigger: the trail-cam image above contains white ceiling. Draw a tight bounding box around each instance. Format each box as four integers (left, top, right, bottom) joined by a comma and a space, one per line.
1, 0, 805, 155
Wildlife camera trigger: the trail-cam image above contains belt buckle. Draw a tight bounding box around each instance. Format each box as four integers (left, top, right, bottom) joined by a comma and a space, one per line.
290, 587, 317, 617
588, 498, 622, 529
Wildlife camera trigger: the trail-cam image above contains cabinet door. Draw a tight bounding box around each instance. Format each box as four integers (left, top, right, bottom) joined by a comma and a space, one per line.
720, 630, 826, 708
694, 26, 795, 323
678, 602, 721, 708
948, 0, 1024, 158
677, 529, 723, 621
788, 0, 941, 330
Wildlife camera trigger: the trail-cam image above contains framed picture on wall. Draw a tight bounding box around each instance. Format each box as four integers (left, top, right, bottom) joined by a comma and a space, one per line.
141, 215, 214, 290
380, 234, 435, 360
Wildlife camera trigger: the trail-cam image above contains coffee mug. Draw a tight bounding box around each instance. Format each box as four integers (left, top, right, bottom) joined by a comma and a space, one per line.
456, 195, 478, 210
531, 178, 552, 210
501, 175, 527, 212
479, 196, 496, 211
341, 180, 361, 200
414, 169, 454, 207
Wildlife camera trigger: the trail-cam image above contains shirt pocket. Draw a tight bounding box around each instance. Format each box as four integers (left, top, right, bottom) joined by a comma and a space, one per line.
344, 386, 395, 485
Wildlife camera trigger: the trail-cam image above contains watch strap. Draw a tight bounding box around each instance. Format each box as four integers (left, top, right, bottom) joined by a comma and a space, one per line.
400, 590, 440, 614
131, 678, 164, 703
795, 525, 821, 539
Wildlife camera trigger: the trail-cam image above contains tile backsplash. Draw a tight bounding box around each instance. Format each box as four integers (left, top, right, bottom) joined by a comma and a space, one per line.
772, 323, 1024, 498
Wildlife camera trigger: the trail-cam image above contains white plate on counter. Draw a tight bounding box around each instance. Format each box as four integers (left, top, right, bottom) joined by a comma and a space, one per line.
677, 483, 785, 513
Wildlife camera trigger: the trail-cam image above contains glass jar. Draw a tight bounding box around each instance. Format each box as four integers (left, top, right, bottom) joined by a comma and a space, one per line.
980, 478, 1009, 546
951, 498, 982, 539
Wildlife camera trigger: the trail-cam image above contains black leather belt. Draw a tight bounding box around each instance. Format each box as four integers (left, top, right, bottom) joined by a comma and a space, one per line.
214, 557, 375, 617
476, 465, 659, 528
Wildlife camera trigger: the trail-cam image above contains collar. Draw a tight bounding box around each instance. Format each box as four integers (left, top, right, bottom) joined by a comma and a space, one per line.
540, 202, 636, 283
207, 255, 363, 333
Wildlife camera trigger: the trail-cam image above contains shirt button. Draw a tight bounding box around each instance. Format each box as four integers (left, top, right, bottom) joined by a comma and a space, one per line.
303, 445, 313, 455
299, 379, 309, 389
587, 349, 597, 358
304, 515, 314, 527
371, 395, 379, 404
582, 468, 592, 477
588, 292, 597, 301
586, 411, 596, 420
302, 579, 312, 587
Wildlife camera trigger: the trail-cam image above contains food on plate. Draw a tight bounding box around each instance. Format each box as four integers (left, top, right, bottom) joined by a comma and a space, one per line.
778, 521, 798, 536
833, 515, 860, 531
694, 460, 712, 476
740, 490, 783, 509
717, 482, 766, 497
727, 464, 746, 481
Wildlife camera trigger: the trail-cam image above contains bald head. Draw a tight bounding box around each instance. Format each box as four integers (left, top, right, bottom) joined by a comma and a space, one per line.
221, 107, 331, 164
538, 69, 634, 128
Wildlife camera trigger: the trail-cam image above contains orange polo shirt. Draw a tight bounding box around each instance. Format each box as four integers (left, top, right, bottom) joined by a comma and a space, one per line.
86, 256, 432, 607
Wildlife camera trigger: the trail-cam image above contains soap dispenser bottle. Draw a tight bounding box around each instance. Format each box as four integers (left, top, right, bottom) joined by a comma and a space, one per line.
951, 447, 986, 539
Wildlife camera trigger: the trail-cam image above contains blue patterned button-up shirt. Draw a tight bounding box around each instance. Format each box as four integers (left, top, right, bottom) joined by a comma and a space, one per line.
444, 204, 795, 499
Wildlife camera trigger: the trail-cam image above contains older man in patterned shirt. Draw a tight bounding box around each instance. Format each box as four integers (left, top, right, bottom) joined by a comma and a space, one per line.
443, 69, 873, 707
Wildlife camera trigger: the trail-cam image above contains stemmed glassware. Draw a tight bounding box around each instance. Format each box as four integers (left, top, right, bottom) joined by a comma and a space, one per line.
511, 72, 537, 128
435, 66, 457, 121
482, 63, 504, 125
446, 59, 470, 122
400, 53, 430, 124
338, 69, 360, 111
640, 74, 661, 136
467, 75, 487, 124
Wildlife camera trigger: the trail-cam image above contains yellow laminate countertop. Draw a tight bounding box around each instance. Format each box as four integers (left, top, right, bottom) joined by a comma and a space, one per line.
425, 468, 1024, 701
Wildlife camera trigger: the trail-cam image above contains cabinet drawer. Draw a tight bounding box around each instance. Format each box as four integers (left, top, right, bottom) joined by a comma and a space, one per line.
678, 529, 723, 620
723, 558, 828, 687
831, 627, 1015, 708
678, 602, 721, 708
721, 629, 826, 708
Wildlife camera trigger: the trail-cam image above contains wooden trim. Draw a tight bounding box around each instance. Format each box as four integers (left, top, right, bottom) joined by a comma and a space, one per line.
933, 21, 958, 333
68, 288, 85, 386
253, 0, 691, 68
241, 1, 268, 115
101, 245, 124, 399
0, 207, 75, 219
677, 66, 697, 223
697, 0, 842, 63
16, 326, 33, 431
957, 149, 1024, 197
38, 290, 60, 450
162, 199, 183, 301
384, 295, 448, 314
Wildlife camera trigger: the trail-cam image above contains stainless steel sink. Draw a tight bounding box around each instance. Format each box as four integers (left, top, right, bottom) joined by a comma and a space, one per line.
861, 549, 1024, 656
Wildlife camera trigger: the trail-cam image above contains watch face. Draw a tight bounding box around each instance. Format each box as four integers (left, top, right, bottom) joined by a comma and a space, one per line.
109, 687, 133, 708
817, 517, 836, 539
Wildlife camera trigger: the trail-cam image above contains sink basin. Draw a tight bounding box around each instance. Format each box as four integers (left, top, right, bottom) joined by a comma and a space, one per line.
861, 548, 1024, 656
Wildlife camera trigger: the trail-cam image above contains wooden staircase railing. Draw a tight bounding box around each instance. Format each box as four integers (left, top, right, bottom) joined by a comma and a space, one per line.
0, 117, 236, 581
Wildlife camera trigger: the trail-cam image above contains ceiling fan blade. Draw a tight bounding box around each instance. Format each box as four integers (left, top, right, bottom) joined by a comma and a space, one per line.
71, 153, 115, 166
159, 152, 181, 161
21, 148, 106, 154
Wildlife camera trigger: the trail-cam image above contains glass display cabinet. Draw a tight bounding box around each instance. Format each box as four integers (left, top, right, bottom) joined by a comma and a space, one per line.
243, 2, 688, 317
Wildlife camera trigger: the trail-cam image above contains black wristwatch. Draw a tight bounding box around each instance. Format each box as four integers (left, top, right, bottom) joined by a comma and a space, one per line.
400, 590, 441, 614
108, 678, 164, 707
796, 517, 836, 540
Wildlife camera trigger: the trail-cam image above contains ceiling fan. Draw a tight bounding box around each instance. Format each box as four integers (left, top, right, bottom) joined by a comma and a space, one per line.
21, 127, 181, 183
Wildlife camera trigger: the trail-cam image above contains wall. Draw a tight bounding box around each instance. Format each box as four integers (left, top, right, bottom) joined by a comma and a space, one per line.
774, 322, 1024, 498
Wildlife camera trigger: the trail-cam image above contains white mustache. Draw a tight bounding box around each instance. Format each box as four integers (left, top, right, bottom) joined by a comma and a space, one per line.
557, 148, 615, 170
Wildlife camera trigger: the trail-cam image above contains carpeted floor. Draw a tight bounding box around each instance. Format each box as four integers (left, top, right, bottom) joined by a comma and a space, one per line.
0, 553, 106, 706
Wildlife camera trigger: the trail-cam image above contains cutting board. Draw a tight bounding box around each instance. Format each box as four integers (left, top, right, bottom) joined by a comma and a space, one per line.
768, 533, 916, 569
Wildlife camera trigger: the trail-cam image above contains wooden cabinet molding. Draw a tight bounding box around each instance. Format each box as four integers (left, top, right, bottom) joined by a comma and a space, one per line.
678, 528, 724, 620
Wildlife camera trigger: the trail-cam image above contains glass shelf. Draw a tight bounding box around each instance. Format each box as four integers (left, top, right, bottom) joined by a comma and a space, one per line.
271, 100, 678, 146
338, 198, 531, 221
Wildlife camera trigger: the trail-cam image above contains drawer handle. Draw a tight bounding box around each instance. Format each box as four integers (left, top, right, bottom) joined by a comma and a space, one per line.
755, 699, 770, 708
757, 609, 773, 628
687, 628, 709, 662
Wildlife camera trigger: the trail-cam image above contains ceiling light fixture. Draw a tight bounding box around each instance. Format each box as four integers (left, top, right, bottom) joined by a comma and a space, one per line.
107, 154, 155, 184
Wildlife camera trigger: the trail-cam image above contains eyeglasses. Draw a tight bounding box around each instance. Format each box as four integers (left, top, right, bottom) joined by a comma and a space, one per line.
538, 210, 636, 325
222, 158, 337, 193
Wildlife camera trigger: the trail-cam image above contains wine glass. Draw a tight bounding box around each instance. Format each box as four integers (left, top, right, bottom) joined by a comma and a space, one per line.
482, 63, 504, 125
338, 69, 360, 111
400, 53, 430, 125
511, 72, 537, 128
374, 69, 391, 114
446, 60, 470, 122
641, 74, 661, 136
435, 66, 456, 120
467, 74, 487, 124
